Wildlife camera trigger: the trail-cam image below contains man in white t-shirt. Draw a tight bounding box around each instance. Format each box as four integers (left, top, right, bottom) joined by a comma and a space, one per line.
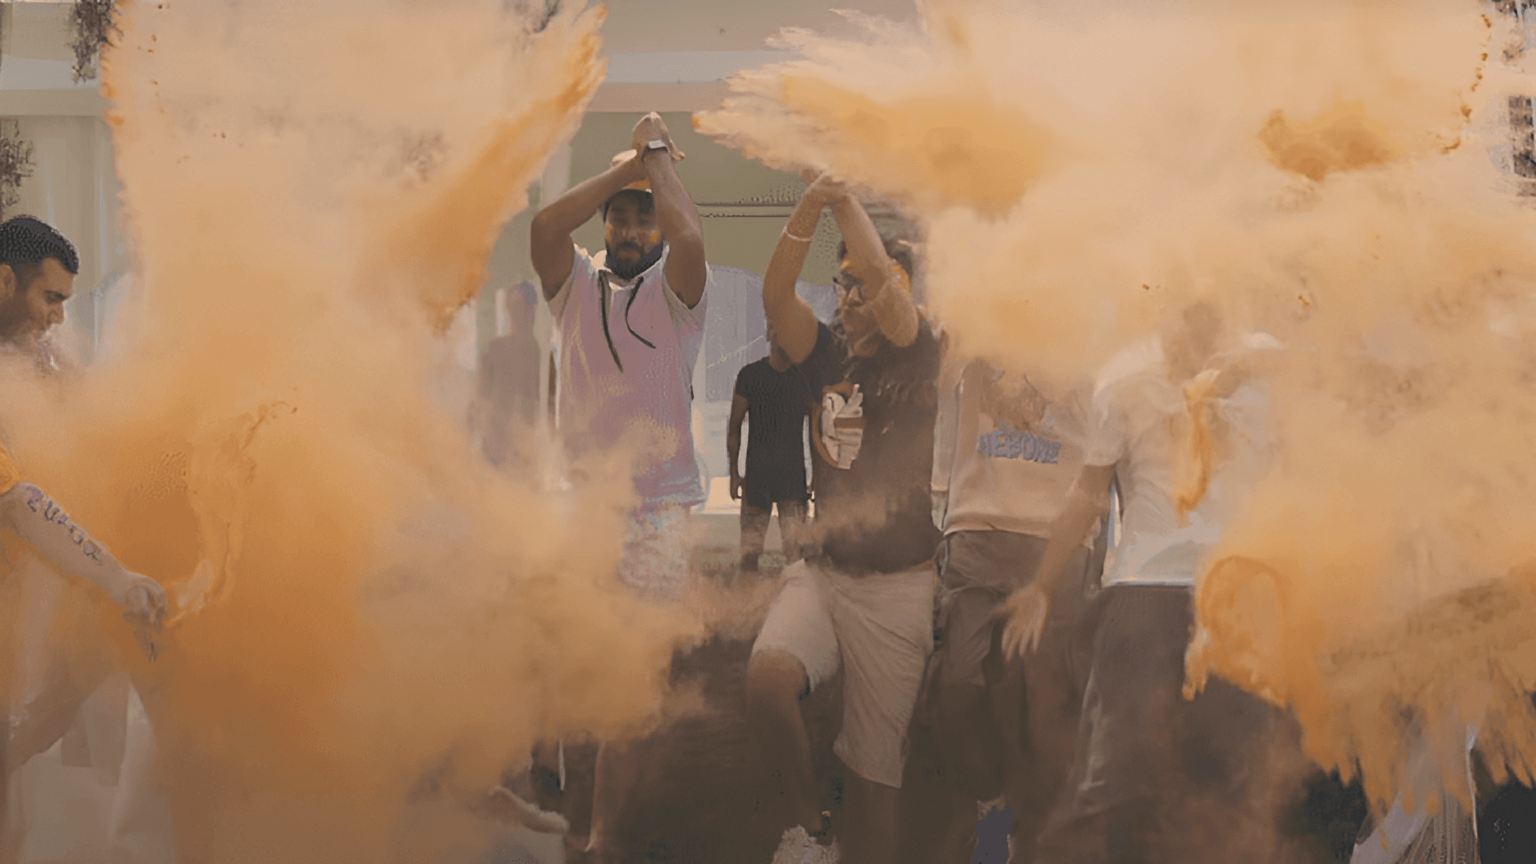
999, 303, 1281, 864
914, 356, 1102, 862
527, 112, 708, 863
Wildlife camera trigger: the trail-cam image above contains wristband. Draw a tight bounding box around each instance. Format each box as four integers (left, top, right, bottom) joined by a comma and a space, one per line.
782, 227, 815, 244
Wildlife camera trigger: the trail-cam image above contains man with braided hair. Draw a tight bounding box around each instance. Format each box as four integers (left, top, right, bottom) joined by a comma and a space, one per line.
528, 113, 708, 862
0, 215, 168, 842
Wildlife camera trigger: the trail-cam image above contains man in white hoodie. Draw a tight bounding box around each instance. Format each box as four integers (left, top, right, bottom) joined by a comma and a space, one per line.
919, 354, 1102, 862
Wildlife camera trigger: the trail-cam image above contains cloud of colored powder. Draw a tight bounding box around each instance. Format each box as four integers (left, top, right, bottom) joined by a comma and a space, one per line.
0, 0, 705, 859
698, 0, 1536, 817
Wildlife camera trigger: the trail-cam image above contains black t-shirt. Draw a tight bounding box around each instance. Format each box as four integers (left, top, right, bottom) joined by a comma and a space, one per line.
734, 357, 812, 508
795, 320, 943, 575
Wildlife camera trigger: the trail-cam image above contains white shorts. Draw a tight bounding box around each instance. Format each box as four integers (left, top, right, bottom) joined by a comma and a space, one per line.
752, 558, 936, 788
618, 506, 697, 602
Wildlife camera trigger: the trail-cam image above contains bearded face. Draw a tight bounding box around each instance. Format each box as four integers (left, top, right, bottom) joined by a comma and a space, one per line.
603, 192, 664, 280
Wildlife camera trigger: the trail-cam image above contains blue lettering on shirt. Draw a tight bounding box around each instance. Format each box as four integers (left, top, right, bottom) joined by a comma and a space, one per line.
977, 427, 1062, 464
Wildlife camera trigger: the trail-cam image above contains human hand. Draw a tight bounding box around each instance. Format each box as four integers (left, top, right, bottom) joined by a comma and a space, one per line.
117, 572, 167, 632
997, 583, 1050, 660
631, 112, 684, 162
610, 148, 648, 185
804, 172, 849, 207
730, 472, 743, 501
118, 573, 167, 661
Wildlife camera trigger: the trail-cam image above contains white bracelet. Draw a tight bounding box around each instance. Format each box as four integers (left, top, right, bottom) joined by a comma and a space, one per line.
782, 227, 814, 244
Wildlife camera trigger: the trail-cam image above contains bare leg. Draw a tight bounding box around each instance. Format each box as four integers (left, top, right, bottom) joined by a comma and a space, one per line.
844, 770, 902, 864
740, 502, 771, 576
745, 650, 823, 834
776, 499, 810, 565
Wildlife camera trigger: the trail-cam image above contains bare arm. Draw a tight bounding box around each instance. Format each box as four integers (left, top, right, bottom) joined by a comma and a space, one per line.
1035, 464, 1114, 596
828, 193, 919, 348
0, 484, 166, 627
632, 114, 707, 309
763, 181, 833, 366
999, 463, 1115, 657
529, 156, 646, 300
727, 393, 748, 500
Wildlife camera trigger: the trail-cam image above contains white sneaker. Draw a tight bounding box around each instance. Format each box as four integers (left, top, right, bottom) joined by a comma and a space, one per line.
770, 825, 840, 864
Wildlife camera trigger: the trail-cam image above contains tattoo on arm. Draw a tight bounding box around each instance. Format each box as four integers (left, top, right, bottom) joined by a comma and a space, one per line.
23, 486, 105, 563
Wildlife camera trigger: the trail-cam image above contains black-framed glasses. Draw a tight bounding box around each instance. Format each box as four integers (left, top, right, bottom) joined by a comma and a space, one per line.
832, 273, 864, 302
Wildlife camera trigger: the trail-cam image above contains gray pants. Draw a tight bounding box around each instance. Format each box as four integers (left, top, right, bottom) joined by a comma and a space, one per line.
1035, 584, 1280, 864
925, 531, 1100, 857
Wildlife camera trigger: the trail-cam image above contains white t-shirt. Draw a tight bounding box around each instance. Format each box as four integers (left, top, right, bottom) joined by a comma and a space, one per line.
1086, 342, 1270, 588
938, 359, 1089, 540
549, 245, 708, 508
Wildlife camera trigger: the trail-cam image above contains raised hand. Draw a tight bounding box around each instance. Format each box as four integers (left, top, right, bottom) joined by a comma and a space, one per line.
804, 171, 850, 207
631, 112, 684, 162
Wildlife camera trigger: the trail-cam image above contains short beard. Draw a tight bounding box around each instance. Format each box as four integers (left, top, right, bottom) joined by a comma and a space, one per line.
605, 241, 664, 281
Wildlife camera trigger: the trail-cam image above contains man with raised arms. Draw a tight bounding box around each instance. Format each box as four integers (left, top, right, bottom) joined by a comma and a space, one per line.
745, 172, 940, 864
527, 112, 708, 862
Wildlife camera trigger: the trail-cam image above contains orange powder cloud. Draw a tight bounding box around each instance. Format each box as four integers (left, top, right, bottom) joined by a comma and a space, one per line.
0, 0, 705, 860
699, 0, 1536, 817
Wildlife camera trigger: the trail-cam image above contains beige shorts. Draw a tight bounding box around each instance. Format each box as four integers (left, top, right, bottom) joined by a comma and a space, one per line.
752, 558, 936, 788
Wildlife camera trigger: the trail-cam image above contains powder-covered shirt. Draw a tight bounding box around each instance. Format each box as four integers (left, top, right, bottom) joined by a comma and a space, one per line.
550, 245, 707, 509
1085, 342, 1270, 588
799, 320, 944, 575
939, 359, 1089, 540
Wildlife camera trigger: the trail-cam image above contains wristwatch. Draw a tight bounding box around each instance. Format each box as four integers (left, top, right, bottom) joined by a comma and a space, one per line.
641, 138, 670, 161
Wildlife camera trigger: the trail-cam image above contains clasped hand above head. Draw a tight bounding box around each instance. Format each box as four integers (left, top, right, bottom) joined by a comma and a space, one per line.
631, 112, 684, 163
798, 169, 850, 207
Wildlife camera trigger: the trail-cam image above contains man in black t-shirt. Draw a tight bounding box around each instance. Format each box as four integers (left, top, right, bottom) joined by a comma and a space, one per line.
746, 174, 941, 864
728, 325, 812, 572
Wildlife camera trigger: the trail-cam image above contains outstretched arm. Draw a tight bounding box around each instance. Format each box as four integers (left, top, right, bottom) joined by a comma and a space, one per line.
999, 463, 1114, 657
632, 114, 707, 309
0, 484, 166, 629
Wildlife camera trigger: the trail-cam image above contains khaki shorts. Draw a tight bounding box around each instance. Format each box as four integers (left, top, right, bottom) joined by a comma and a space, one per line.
752, 558, 936, 788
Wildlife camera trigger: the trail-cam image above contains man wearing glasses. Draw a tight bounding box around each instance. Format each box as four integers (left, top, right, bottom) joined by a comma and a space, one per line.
744, 172, 941, 864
